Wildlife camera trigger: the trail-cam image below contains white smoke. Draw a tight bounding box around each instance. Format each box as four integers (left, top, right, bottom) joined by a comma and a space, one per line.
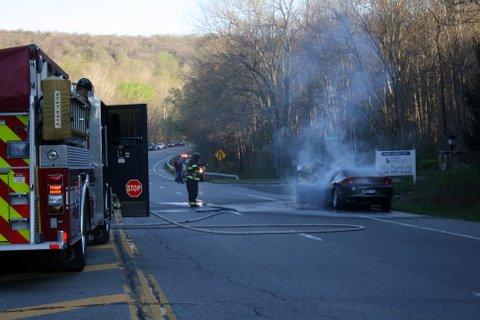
277, 15, 387, 207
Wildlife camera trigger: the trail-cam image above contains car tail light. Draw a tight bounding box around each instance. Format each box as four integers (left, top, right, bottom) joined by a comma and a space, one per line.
341, 177, 355, 186
384, 177, 393, 185
48, 174, 64, 214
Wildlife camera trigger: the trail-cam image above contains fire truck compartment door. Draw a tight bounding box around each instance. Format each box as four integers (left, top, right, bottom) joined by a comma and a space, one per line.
0, 114, 31, 244
104, 104, 149, 217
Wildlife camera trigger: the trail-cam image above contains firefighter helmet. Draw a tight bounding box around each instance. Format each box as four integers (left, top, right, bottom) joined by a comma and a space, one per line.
76, 78, 93, 91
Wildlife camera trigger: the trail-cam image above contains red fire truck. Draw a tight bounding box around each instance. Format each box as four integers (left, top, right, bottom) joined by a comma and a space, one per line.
0, 44, 149, 271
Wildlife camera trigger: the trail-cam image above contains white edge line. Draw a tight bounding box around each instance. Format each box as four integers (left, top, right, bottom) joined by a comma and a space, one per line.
360, 215, 480, 241
175, 191, 183, 195
289, 230, 323, 242
299, 233, 324, 241
153, 156, 175, 181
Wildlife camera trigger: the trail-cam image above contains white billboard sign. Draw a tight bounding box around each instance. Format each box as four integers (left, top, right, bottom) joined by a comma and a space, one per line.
375, 150, 416, 182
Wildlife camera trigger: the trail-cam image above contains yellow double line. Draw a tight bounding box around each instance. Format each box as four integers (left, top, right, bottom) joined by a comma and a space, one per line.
1, 218, 178, 320
136, 269, 177, 320
0, 294, 133, 320
115, 216, 177, 320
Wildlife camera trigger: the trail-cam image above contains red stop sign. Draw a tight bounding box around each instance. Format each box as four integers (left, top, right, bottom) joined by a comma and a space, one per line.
125, 179, 143, 198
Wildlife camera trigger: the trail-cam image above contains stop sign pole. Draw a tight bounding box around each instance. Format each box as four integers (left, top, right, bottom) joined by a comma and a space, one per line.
125, 179, 143, 198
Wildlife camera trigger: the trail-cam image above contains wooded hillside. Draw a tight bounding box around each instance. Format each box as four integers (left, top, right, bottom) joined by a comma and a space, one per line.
169, 0, 480, 177
0, 29, 197, 142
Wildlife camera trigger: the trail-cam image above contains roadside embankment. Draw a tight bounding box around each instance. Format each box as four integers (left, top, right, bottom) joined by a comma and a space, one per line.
393, 166, 480, 221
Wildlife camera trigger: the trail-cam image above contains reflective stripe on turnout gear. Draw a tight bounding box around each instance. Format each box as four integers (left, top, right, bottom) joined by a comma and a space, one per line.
186, 164, 200, 181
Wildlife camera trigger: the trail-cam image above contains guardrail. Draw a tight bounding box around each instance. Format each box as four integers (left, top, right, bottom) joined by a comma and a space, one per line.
204, 172, 239, 180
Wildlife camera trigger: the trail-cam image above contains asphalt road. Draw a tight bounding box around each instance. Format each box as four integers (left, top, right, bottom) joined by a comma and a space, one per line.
1, 147, 480, 320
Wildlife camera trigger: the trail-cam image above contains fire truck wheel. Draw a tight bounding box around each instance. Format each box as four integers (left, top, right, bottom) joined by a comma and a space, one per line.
65, 235, 87, 272
94, 218, 111, 244
94, 187, 112, 244
66, 194, 90, 271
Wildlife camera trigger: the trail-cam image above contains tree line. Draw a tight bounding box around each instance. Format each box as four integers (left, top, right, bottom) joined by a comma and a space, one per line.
0, 29, 195, 143
169, 0, 480, 177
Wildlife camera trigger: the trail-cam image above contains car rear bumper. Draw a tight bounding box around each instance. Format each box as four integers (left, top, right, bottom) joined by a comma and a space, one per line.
339, 186, 393, 204
344, 194, 391, 204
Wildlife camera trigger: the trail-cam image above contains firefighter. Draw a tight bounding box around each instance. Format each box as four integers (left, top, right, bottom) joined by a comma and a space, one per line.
75, 78, 94, 99
185, 153, 201, 207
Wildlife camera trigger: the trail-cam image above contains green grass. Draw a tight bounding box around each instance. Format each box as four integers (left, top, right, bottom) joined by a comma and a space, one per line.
393, 166, 480, 221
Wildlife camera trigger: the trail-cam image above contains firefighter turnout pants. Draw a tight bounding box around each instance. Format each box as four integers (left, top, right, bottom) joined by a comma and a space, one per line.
186, 179, 199, 205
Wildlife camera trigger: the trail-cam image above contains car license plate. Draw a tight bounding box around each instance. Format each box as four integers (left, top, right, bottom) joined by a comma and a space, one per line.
362, 189, 376, 194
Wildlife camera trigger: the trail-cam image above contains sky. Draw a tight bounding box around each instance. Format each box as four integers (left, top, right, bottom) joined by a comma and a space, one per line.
0, 0, 202, 36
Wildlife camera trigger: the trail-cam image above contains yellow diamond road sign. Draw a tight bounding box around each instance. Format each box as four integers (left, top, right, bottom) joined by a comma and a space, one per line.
215, 149, 227, 161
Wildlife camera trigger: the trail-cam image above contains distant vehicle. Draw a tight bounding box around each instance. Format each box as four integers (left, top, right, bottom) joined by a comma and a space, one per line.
167, 142, 175, 147
325, 169, 393, 211
176, 141, 186, 146
156, 143, 166, 149
148, 143, 155, 151
179, 152, 191, 161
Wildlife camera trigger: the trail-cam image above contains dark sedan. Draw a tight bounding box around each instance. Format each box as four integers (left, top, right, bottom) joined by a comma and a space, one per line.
325, 169, 393, 211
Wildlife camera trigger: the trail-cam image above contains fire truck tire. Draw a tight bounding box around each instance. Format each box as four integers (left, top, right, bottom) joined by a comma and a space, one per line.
94, 186, 112, 244
65, 194, 90, 271
65, 235, 87, 272
94, 218, 111, 244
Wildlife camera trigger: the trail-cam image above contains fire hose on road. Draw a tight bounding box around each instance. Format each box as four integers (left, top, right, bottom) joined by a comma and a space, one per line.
113, 205, 365, 235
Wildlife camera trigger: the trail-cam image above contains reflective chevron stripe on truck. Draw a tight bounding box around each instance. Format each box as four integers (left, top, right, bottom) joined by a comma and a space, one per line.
0, 115, 30, 244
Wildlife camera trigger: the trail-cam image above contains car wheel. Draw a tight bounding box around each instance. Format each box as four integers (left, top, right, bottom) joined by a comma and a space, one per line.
332, 190, 343, 210
295, 192, 305, 209
381, 198, 392, 212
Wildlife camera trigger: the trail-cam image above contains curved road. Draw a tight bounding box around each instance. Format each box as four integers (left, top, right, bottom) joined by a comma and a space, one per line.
1, 147, 479, 320
134, 148, 480, 320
